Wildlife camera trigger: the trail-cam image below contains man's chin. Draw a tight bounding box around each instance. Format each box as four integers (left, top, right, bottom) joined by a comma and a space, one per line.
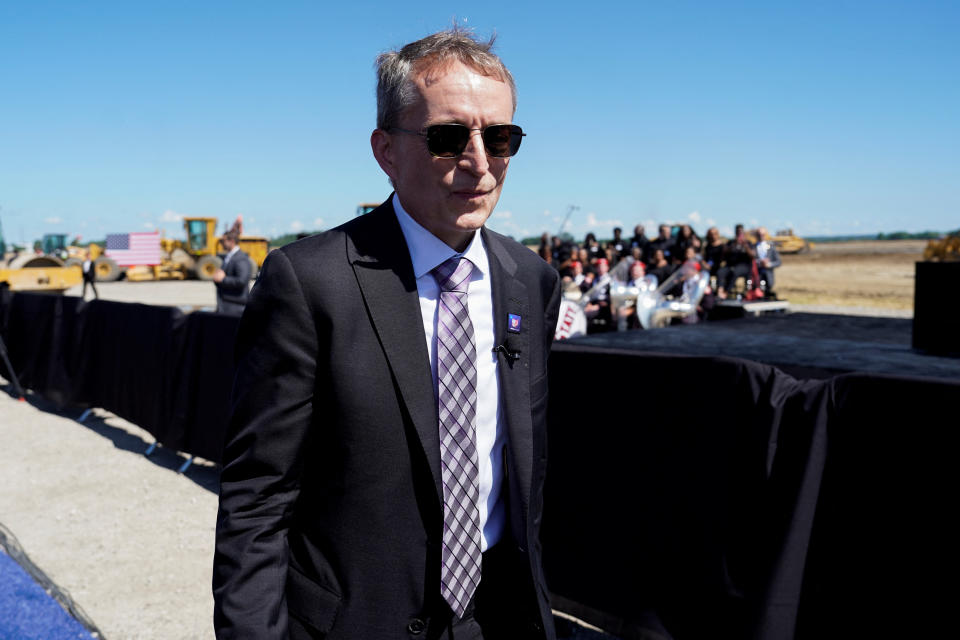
453, 210, 493, 233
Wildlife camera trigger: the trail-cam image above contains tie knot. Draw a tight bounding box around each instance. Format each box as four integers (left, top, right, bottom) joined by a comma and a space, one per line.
432, 257, 473, 293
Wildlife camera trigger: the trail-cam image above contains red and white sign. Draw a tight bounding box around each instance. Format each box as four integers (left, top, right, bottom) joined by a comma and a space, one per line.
554, 300, 587, 340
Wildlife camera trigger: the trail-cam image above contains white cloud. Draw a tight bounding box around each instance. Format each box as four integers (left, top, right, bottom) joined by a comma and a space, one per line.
160, 210, 183, 222
492, 210, 512, 219
584, 212, 624, 231
705, 218, 717, 228
542, 210, 552, 217
313, 217, 325, 228
143, 222, 156, 230
687, 211, 702, 223
44, 216, 63, 224
290, 220, 304, 232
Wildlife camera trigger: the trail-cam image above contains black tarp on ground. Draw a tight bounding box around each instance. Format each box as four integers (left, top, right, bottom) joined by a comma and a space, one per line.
170, 311, 240, 462
2, 293, 86, 407
794, 373, 958, 639
2, 291, 958, 639
0, 286, 12, 335
543, 346, 831, 640
73, 300, 188, 449
543, 343, 959, 639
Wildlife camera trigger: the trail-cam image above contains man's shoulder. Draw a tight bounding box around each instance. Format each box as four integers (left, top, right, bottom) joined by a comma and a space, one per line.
271, 201, 397, 270
484, 227, 547, 266
482, 226, 559, 289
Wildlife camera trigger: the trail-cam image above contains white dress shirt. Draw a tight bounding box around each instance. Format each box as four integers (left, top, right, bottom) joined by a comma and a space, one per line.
393, 193, 505, 552
222, 246, 240, 268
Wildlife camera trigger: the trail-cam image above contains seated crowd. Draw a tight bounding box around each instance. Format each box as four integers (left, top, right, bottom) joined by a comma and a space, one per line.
537, 223, 782, 332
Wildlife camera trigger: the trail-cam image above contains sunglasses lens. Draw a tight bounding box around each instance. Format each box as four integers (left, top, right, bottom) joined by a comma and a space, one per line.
425, 125, 470, 158
483, 124, 523, 157
423, 124, 524, 158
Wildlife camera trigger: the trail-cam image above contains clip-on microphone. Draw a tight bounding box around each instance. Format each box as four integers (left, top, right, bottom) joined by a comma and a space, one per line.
492, 344, 521, 361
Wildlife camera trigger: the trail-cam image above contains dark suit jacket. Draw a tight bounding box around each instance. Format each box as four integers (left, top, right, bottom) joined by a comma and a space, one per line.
215, 249, 252, 316
213, 199, 562, 639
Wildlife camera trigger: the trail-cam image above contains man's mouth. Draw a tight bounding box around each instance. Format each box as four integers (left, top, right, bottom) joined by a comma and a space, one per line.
452, 189, 489, 199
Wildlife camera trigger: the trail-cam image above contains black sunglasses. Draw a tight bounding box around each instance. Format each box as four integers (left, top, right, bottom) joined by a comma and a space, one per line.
389, 123, 525, 158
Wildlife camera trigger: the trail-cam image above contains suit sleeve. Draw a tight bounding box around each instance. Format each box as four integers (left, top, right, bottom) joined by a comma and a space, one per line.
220, 254, 252, 293
213, 248, 316, 639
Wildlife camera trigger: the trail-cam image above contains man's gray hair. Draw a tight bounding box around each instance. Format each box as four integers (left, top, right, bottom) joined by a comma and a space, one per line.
375, 27, 517, 130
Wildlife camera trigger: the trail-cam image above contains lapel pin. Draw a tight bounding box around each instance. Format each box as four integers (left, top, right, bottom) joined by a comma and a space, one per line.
507, 313, 522, 333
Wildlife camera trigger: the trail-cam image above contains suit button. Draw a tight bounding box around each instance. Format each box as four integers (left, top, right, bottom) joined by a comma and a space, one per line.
407, 618, 426, 635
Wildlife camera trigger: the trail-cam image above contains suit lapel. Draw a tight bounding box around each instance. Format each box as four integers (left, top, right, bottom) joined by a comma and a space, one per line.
349, 202, 443, 504
483, 229, 533, 534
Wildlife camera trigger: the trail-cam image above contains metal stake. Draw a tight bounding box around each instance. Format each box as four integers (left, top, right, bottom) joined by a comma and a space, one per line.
0, 333, 26, 401
177, 455, 194, 474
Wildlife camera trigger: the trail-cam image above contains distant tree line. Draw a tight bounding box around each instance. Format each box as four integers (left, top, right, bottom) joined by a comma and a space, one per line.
874, 230, 944, 240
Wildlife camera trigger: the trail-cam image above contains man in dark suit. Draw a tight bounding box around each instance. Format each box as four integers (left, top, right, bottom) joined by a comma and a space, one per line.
213, 29, 561, 639
213, 229, 251, 316
81, 250, 98, 300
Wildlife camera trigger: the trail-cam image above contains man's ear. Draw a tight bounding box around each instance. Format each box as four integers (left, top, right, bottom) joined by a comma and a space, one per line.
371, 129, 398, 182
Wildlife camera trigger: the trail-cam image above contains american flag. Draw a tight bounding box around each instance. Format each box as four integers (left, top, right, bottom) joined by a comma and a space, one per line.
105, 231, 162, 266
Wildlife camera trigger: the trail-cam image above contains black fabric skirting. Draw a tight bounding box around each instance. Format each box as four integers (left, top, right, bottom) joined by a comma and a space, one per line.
1, 291, 956, 639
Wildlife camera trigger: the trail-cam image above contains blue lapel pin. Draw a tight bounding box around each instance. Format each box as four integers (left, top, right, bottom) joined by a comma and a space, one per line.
507, 313, 522, 333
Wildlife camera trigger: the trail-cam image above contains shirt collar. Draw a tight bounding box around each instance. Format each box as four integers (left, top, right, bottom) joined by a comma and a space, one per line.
393, 192, 489, 279
226, 246, 240, 258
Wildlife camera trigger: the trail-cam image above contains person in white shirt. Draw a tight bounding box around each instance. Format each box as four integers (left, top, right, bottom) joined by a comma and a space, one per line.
755, 227, 782, 295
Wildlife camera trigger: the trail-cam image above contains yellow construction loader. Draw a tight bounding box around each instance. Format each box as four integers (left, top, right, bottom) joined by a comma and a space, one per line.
923, 231, 960, 261
770, 229, 813, 254
167, 216, 269, 281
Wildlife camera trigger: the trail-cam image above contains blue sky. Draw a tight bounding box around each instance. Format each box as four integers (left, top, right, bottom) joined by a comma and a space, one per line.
1, 1, 957, 246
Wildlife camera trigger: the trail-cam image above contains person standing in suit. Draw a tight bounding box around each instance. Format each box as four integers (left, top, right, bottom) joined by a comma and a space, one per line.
213, 28, 561, 639
81, 250, 98, 300
213, 229, 251, 316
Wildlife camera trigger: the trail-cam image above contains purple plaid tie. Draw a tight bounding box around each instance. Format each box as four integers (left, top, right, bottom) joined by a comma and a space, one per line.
433, 256, 482, 618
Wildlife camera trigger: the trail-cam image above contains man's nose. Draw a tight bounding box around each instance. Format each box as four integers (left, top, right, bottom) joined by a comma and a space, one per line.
457, 130, 490, 175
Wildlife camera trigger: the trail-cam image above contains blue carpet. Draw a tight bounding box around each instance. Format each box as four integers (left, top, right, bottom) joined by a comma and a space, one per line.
0, 551, 94, 640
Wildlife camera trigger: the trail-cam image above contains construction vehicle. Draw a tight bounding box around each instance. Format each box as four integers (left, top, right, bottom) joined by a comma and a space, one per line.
36, 232, 124, 282
40, 233, 106, 266
356, 202, 382, 216
740, 228, 812, 254
770, 229, 812, 254
0, 222, 82, 293
169, 216, 269, 280
923, 231, 960, 261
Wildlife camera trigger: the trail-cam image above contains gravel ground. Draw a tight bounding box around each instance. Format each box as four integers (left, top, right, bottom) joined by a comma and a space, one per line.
0, 391, 219, 640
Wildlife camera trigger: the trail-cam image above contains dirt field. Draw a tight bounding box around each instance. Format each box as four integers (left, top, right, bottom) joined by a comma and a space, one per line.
774, 239, 924, 311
